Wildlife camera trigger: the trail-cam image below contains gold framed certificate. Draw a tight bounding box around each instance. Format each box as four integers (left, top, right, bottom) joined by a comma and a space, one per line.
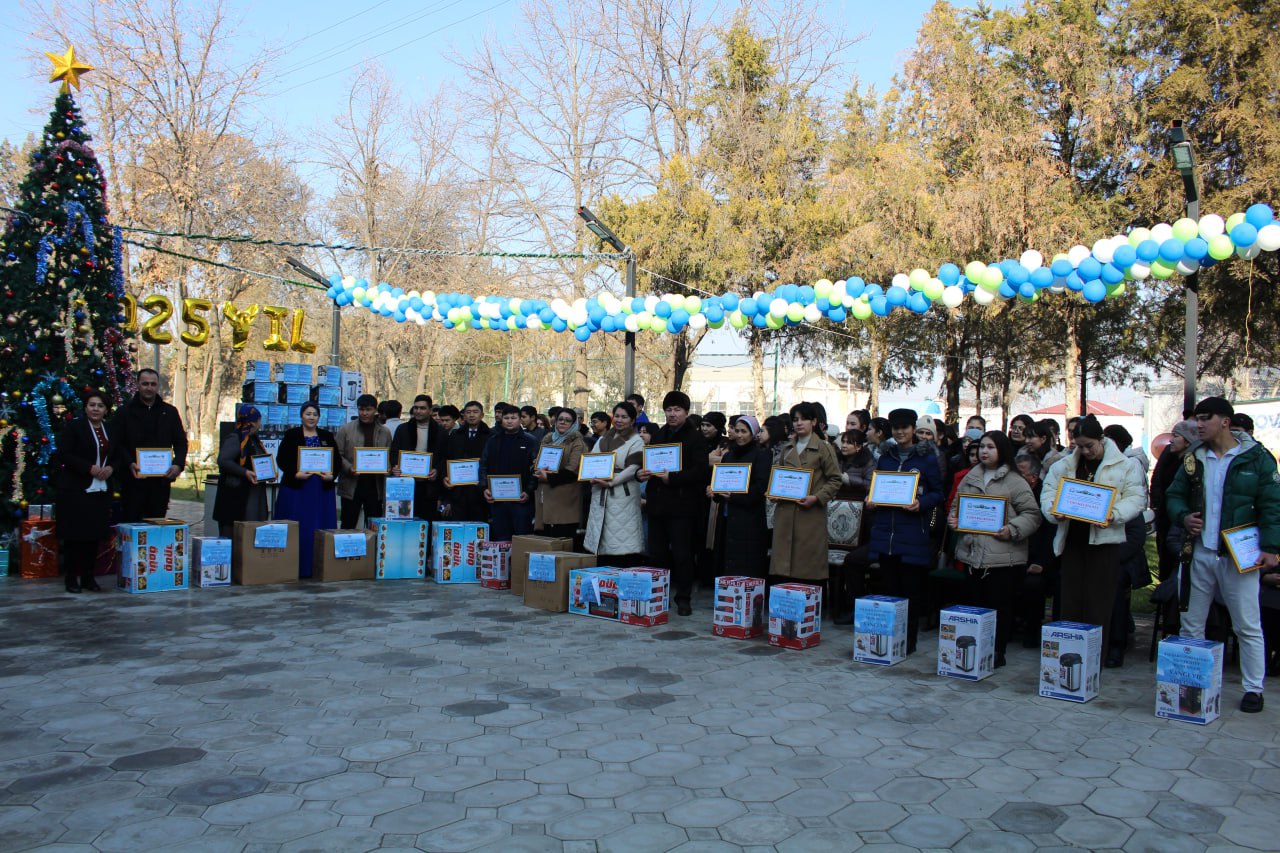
536, 445, 565, 471
711, 463, 751, 494
1222, 524, 1263, 573
353, 446, 390, 474
1051, 477, 1116, 525
250, 454, 278, 483
955, 494, 1007, 534
447, 458, 481, 486
643, 443, 682, 474
767, 466, 813, 502
868, 470, 919, 507
398, 451, 433, 478
488, 475, 523, 501
578, 452, 616, 481
136, 448, 174, 478
297, 447, 333, 475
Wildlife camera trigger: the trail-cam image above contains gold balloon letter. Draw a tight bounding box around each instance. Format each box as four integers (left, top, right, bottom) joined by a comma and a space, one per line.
289, 309, 317, 354
179, 298, 213, 347
120, 294, 138, 333
261, 305, 290, 352
222, 302, 258, 351
139, 294, 173, 345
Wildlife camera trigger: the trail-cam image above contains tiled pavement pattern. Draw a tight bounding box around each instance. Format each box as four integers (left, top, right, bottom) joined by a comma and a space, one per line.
0, 510, 1275, 851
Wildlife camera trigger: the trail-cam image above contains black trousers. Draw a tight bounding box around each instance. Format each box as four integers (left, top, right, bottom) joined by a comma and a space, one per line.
963, 563, 1022, 655
62, 539, 98, 582
540, 522, 577, 540
648, 513, 695, 603
121, 478, 172, 522
341, 483, 382, 530
880, 554, 928, 653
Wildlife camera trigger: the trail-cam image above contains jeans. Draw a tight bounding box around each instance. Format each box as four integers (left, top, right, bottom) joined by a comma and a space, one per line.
1181, 542, 1265, 694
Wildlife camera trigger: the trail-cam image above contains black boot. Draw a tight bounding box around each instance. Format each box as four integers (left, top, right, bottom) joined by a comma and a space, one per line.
81, 574, 101, 592
65, 575, 81, 594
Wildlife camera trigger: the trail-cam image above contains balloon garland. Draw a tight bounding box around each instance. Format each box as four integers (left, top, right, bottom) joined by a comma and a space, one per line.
325, 205, 1279, 338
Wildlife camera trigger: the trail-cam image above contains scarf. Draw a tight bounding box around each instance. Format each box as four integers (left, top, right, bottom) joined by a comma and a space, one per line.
549, 424, 575, 446
597, 425, 636, 454
235, 406, 262, 466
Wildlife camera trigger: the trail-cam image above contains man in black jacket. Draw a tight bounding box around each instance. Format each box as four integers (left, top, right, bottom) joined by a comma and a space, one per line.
111, 368, 187, 522
480, 404, 539, 541
442, 401, 491, 522
391, 394, 445, 520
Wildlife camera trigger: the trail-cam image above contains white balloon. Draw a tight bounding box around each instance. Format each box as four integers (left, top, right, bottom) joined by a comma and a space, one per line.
1067, 245, 1091, 266
1091, 239, 1115, 263
624, 315, 639, 333
1129, 261, 1151, 280
769, 298, 788, 318
644, 295, 660, 312
892, 273, 910, 290
688, 313, 708, 329
942, 285, 965, 308
803, 304, 822, 323
833, 279, 848, 299
551, 298, 569, 315
1019, 250, 1043, 270
1256, 223, 1280, 252
973, 288, 995, 306
1150, 222, 1174, 243
1176, 258, 1201, 276
841, 294, 855, 308
527, 317, 543, 330
1198, 214, 1226, 239
1237, 244, 1261, 260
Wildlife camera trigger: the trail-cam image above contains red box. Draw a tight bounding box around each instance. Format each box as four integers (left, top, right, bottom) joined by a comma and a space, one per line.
479, 541, 512, 590
617, 567, 670, 627
768, 583, 823, 650
19, 519, 59, 578
712, 576, 767, 639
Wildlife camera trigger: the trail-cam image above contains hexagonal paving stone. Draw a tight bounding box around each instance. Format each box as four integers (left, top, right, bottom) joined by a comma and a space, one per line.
1216, 814, 1275, 848
497, 793, 584, 823
1148, 800, 1224, 834
93, 816, 209, 852
954, 830, 1036, 853
259, 755, 349, 784
665, 796, 747, 828
1122, 828, 1208, 853
413, 765, 496, 793
525, 757, 603, 784
876, 776, 949, 804
331, 785, 424, 816
614, 786, 691, 813
774, 788, 851, 818
991, 802, 1068, 834
548, 807, 633, 840
442, 700, 509, 717
417, 817, 510, 851
296, 771, 384, 801
599, 822, 689, 853
1055, 814, 1134, 848
203, 792, 302, 825
567, 771, 648, 799
1026, 776, 1096, 806
238, 809, 342, 843
108, 747, 206, 772
170, 775, 268, 805
889, 814, 969, 848
371, 801, 468, 835
1083, 787, 1156, 818
830, 801, 909, 832
772, 754, 843, 779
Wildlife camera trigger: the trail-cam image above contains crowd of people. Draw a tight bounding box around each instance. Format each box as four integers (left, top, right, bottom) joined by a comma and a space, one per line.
52, 370, 1280, 712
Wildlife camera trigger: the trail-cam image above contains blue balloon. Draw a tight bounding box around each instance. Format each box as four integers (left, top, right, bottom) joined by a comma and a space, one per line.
998, 282, 1017, 299
1158, 239, 1184, 262
751, 313, 768, 328
574, 326, 591, 341
601, 316, 616, 333
587, 305, 605, 324
551, 317, 567, 332
886, 286, 908, 306
655, 301, 672, 318
394, 312, 406, 323
816, 297, 830, 312
797, 285, 815, 304
778, 283, 798, 303
828, 307, 847, 322
1030, 267, 1054, 288
870, 295, 890, 316
1135, 239, 1160, 262
631, 297, 646, 313
1006, 264, 1029, 286
739, 297, 757, 316
538, 307, 555, 324
864, 283, 883, 298
520, 300, 536, 315
907, 292, 930, 313
938, 263, 960, 286
847, 277, 866, 297
1066, 272, 1084, 292
391, 287, 404, 297
721, 293, 739, 311
1050, 258, 1074, 277
705, 305, 724, 323
1230, 222, 1259, 247
1101, 263, 1124, 284
671, 308, 690, 325
513, 315, 527, 329
1245, 203, 1274, 229
499, 302, 512, 318
1082, 280, 1107, 303
1112, 245, 1137, 268
1183, 237, 1209, 260
1201, 256, 1217, 268
442, 320, 455, 329
458, 294, 474, 305
1018, 282, 1036, 299
469, 306, 482, 320
409, 297, 424, 311
1078, 257, 1102, 281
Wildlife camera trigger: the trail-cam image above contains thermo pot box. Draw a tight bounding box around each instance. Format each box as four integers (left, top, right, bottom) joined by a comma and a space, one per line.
768, 583, 823, 650
853, 596, 909, 666
1155, 636, 1224, 726
569, 568, 623, 621
713, 576, 767, 639
1038, 621, 1102, 702
937, 605, 996, 681
191, 536, 233, 587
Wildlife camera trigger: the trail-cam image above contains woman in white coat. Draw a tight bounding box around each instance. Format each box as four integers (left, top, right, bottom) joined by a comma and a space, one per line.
1040, 415, 1147, 651
583, 402, 646, 565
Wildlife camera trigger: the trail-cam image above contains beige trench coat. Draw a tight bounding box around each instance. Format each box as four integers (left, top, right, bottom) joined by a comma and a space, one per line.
770, 437, 843, 580
534, 430, 587, 528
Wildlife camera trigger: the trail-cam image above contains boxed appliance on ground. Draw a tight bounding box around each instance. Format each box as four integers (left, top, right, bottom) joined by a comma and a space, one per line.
853, 596, 909, 666
384, 477, 415, 520
371, 518, 428, 579
431, 522, 487, 583
569, 567, 622, 621
617, 568, 670, 627
524, 551, 596, 612
510, 534, 573, 596
191, 536, 232, 587
478, 541, 512, 589
232, 520, 299, 585
1155, 636, 1224, 725
768, 583, 822, 650
1039, 621, 1102, 702
18, 519, 59, 578
937, 605, 997, 681
313, 529, 376, 581
712, 576, 767, 639
118, 521, 190, 593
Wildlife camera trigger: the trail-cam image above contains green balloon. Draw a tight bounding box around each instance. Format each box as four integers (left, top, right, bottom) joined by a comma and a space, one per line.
923, 279, 944, 301
708, 318, 725, 329
964, 261, 986, 282
1150, 264, 1174, 280
1225, 212, 1246, 232
851, 300, 872, 320
1171, 218, 1199, 242
766, 314, 784, 329
1018, 291, 1038, 304
786, 303, 804, 323
1128, 227, 1150, 247
980, 266, 1004, 291
1208, 234, 1234, 260
1106, 282, 1126, 296
730, 311, 748, 329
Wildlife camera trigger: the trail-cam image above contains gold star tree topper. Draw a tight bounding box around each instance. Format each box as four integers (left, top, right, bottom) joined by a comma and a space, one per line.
46, 46, 93, 92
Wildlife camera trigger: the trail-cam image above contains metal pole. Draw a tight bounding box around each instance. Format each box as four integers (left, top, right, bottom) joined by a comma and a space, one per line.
1183, 196, 1200, 416
330, 302, 341, 367
152, 341, 161, 373
624, 254, 636, 397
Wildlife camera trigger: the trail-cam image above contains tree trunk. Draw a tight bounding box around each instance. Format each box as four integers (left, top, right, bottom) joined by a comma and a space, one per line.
943, 314, 965, 423
999, 348, 1013, 431
1064, 307, 1082, 419
750, 329, 766, 417
868, 334, 883, 416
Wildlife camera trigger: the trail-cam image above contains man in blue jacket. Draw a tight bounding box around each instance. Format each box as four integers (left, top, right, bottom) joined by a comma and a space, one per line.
866, 408, 944, 654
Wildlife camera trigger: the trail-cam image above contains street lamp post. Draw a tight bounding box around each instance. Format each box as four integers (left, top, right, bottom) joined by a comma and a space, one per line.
577, 206, 636, 397
1169, 121, 1199, 415
287, 256, 341, 367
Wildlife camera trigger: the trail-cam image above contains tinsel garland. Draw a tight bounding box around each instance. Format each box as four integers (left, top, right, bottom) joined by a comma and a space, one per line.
28, 378, 78, 464
62, 201, 94, 261
1, 427, 26, 504
111, 227, 125, 297
101, 327, 133, 406
34, 235, 54, 285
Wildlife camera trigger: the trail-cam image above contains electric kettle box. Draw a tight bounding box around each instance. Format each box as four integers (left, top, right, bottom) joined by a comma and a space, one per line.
569, 568, 622, 621
617, 568, 670, 627
370, 518, 429, 580
313, 530, 376, 582
191, 536, 233, 587
937, 605, 996, 681
1038, 621, 1102, 702
1155, 637, 1224, 725
524, 551, 596, 612
713, 576, 767, 639
768, 583, 823, 650
853, 596, 909, 666
478, 541, 512, 589
430, 522, 487, 583
510, 535, 575, 596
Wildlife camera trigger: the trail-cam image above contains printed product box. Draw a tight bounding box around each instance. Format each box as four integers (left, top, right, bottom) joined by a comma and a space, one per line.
1156, 636, 1224, 725
281, 383, 311, 405
18, 519, 59, 578
768, 583, 823, 650
275, 362, 313, 384
478, 541, 512, 589
314, 385, 341, 406
0, 545, 9, 576
245, 380, 277, 404
324, 407, 348, 429
371, 518, 429, 580
232, 520, 299, 585
341, 370, 364, 409
384, 477, 415, 520
245, 360, 272, 382
317, 364, 343, 386
1039, 621, 1102, 702
525, 551, 596, 612
313, 529, 376, 581
431, 522, 488, 583
117, 521, 190, 593
617, 568, 670, 627
191, 536, 233, 587
510, 535, 574, 596
937, 605, 997, 681
713, 576, 767, 639
853, 596, 909, 665
569, 568, 622, 620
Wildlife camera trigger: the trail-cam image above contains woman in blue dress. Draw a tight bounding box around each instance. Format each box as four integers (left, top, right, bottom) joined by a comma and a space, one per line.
274, 402, 338, 577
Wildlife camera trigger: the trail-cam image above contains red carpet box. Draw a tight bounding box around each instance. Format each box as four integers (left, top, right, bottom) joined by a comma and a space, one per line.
232, 521, 299, 585
371, 518, 428, 580
314, 530, 376, 581
18, 519, 59, 578
1156, 637, 1224, 725
118, 521, 190, 593
479, 541, 512, 589
431, 522, 487, 583
191, 537, 233, 587
509, 535, 573, 596
525, 551, 596, 612
937, 605, 996, 681
713, 576, 767, 639
617, 568, 670, 627
853, 596, 909, 666
1039, 621, 1102, 702
569, 568, 622, 621
768, 583, 822, 650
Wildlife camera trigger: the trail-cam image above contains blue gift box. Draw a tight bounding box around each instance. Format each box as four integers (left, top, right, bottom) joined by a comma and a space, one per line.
245, 380, 277, 404
117, 522, 190, 593
282, 383, 311, 404
276, 362, 313, 384
245, 360, 272, 382
314, 385, 341, 406
431, 522, 489, 583
317, 365, 343, 386
370, 518, 428, 579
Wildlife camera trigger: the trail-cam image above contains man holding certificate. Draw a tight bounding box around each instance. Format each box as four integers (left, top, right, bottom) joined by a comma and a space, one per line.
1167, 397, 1280, 713
479, 404, 539, 541
110, 368, 187, 521
770, 403, 844, 583
390, 394, 445, 520
335, 394, 393, 529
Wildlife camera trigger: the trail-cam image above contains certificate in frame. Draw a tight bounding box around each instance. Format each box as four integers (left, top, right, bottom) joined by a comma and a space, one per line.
711, 463, 752, 494
1051, 477, 1117, 525
955, 493, 1007, 535
353, 446, 390, 475
398, 451, 433, 478
488, 475, 523, 502
868, 470, 920, 507
1222, 524, 1263, 573
577, 452, 616, 481
643, 443, 683, 474
250, 454, 278, 483
297, 446, 333, 475
766, 466, 814, 502
135, 448, 174, 478
447, 458, 481, 486
536, 445, 565, 471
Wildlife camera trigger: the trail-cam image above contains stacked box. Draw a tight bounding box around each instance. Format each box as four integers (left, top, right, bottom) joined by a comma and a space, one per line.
478, 541, 512, 589
853, 596, 910, 666
768, 583, 823, 650
372, 518, 429, 579
937, 605, 997, 681
384, 477, 415, 520
1039, 621, 1102, 703
0, 545, 9, 576
617, 568, 670, 627
324, 407, 349, 429
1156, 637, 1224, 725
245, 360, 272, 382
191, 537, 232, 587
314, 385, 341, 406
510, 535, 573, 596
245, 380, 277, 404
524, 551, 596, 612
117, 521, 190, 593
569, 568, 622, 620
317, 365, 343, 386
712, 576, 767, 639
313, 529, 376, 581
431, 522, 487, 583
281, 383, 312, 405
232, 521, 299, 585
28, 504, 54, 520
276, 362, 313, 384
340, 370, 364, 409
18, 519, 59, 578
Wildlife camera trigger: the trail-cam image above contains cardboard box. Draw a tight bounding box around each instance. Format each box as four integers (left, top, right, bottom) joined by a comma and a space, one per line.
768, 583, 823, 650
617, 568, 670, 627
510, 535, 573, 596
245, 360, 272, 382
1039, 621, 1102, 702
569, 568, 622, 620
314, 385, 341, 406
275, 362, 313, 384
118, 522, 190, 593
317, 364, 342, 386
191, 536, 233, 587
478, 541, 512, 589
0, 545, 9, 576
853, 596, 909, 665
245, 380, 277, 404
313, 529, 376, 581
384, 477, 416, 520
431, 522, 487, 583
713, 576, 767, 639
937, 605, 997, 681
28, 504, 54, 521
371, 518, 428, 579
524, 551, 596, 612
18, 519, 59, 578
1156, 637, 1224, 725
232, 521, 299, 586
281, 382, 311, 405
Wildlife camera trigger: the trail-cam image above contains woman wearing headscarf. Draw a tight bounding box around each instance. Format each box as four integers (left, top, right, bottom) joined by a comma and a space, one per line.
533, 407, 588, 539
212, 404, 269, 538
275, 402, 338, 577
708, 414, 772, 578
54, 390, 117, 593
584, 402, 647, 565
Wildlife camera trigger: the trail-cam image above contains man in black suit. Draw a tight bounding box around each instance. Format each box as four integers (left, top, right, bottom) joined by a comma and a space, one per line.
111, 368, 187, 521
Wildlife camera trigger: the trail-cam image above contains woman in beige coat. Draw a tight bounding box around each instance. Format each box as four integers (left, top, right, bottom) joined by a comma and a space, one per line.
533, 409, 587, 539
770, 402, 844, 582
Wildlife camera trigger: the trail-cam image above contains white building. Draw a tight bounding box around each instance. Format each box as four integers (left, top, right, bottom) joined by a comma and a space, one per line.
683, 362, 859, 419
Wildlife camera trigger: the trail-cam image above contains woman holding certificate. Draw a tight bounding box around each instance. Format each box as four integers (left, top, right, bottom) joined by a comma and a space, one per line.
770, 403, 843, 583
584, 402, 646, 564
947, 431, 1042, 666
275, 402, 338, 577
54, 391, 117, 593
212, 405, 270, 537
709, 415, 773, 578
533, 408, 587, 539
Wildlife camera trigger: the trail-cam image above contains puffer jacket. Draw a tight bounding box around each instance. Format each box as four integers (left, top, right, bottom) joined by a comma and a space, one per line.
1041, 437, 1147, 556
1166, 431, 1280, 554
867, 440, 944, 567
949, 464, 1042, 569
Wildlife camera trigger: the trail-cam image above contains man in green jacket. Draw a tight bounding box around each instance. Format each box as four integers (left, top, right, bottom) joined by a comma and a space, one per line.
1166, 396, 1280, 713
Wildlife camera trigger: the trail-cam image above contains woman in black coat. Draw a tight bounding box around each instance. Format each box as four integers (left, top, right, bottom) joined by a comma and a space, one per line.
212, 404, 269, 537
708, 415, 773, 578
54, 390, 117, 593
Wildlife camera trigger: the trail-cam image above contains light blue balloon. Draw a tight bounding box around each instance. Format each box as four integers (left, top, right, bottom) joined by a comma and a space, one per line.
1101, 263, 1124, 284
721, 293, 739, 311
797, 285, 815, 304
1245, 203, 1273, 229
671, 308, 690, 325
1135, 239, 1160, 262
1050, 258, 1074, 277
828, 307, 847, 322
938, 263, 960, 286
907, 292, 930, 313
1082, 280, 1107, 302
574, 326, 591, 341
886, 286, 908, 306
870, 295, 890, 316
1183, 237, 1208, 260
1018, 282, 1036, 299
1078, 257, 1102, 281
705, 305, 724, 323
1006, 264, 1029, 286
1066, 272, 1084, 292
847, 277, 866, 297
740, 297, 757, 316
1112, 245, 1137, 268
998, 282, 1016, 299
1030, 267, 1054, 288
1158, 239, 1184, 262
655, 301, 672, 319
864, 283, 883, 298
1230, 222, 1258, 247
601, 316, 616, 333
752, 313, 768, 328
551, 317, 567, 332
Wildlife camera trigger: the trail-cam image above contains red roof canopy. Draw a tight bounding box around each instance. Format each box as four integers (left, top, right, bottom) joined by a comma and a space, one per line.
1030, 401, 1135, 417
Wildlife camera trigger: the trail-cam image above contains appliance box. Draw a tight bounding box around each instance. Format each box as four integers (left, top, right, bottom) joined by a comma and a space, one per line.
117, 522, 191, 593
768, 583, 822, 650
568, 568, 622, 621
191, 536, 232, 587
1039, 621, 1102, 702
1155, 636, 1224, 725
712, 576, 767, 639
430, 522, 487, 583
937, 605, 997, 681
853, 596, 909, 666
371, 518, 429, 580
478, 541, 512, 589
231, 521, 299, 585
617, 567, 670, 627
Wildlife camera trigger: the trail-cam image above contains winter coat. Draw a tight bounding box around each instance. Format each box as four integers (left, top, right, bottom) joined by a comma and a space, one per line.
867, 441, 944, 567
334, 419, 393, 501
534, 430, 587, 528
584, 430, 646, 556
110, 393, 187, 474
276, 427, 338, 491
54, 416, 118, 542
949, 464, 1042, 569
770, 436, 843, 580
442, 421, 492, 521
478, 428, 539, 497
212, 430, 268, 524
1041, 437, 1148, 556
644, 420, 711, 518
838, 447, 876, 499
391, 418, 448, 511
1166, 431, 1280, 554
713, 442, 773, 577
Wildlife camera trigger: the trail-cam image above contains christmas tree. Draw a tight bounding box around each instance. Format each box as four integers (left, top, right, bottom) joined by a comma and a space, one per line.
0, 49, 135, 532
